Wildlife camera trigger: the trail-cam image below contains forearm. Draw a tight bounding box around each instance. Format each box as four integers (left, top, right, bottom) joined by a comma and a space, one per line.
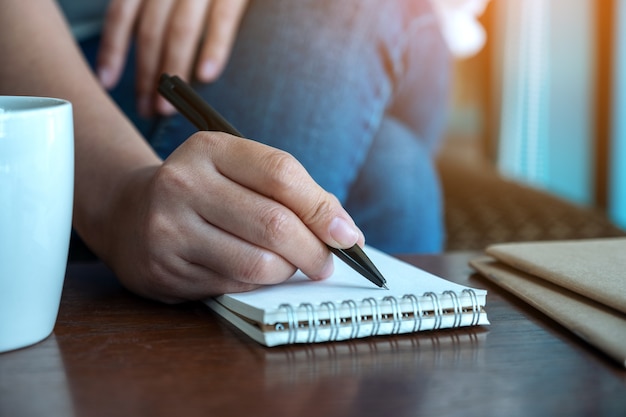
0, 0, 160, 255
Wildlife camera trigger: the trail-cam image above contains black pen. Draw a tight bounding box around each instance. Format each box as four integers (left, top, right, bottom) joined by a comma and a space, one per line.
157, 73, 388, 289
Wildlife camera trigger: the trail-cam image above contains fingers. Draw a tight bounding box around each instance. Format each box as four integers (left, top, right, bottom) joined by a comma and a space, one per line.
196, 0, 249, 82
195, 132, 364, 249
124, 0, 207, 116
158, 132, 336, 280
97, 0, 143, 89
133, 0, 177, 116
196, 192, 334, 280
109, 132, 363, 302
149, 0, 210, 115
134, 209, 296, 302
100, 0, 246, 116
109, 154, 304, 303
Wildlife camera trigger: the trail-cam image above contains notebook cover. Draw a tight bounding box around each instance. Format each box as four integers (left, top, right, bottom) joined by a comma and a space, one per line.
470, 256, 626, 367
486, 238, 626, 314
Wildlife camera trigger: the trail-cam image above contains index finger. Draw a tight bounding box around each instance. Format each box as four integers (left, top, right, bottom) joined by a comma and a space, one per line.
208, 135, 364, 249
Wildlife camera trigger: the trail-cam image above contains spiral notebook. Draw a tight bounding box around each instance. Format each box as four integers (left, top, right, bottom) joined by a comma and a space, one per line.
205, 246, 489, 347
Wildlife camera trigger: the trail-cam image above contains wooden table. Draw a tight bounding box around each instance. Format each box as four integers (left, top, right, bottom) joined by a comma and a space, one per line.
1, 252, 625, 417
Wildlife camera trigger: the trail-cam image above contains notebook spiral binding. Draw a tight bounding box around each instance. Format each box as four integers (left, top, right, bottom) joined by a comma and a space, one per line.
277, 289, 481, 343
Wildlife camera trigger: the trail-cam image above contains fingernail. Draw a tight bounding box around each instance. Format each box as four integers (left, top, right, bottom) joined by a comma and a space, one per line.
199, 60, 218, 81
157, 97, 176, 115
329, 217, 359, 247
98, 67, 114, 89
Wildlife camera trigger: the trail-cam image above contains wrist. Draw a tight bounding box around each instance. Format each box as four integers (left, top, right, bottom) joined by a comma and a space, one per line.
73, 163, 160, 265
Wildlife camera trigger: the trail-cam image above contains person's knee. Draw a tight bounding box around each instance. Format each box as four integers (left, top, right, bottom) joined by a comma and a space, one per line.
344, 117, 444, 253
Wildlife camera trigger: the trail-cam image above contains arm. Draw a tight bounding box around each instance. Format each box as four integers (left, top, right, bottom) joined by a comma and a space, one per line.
0, 0, 160, 251
0, 0, 363, 303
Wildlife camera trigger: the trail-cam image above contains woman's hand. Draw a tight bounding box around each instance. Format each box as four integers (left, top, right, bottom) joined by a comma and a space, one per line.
96, 0, 248, 116
105, 132, 364, 303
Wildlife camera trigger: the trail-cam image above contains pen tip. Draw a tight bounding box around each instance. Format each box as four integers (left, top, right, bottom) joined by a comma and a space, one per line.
382, 284, 389, 290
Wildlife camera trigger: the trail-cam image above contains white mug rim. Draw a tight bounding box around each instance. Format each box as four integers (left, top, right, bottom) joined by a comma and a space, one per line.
0, 96, 71, 115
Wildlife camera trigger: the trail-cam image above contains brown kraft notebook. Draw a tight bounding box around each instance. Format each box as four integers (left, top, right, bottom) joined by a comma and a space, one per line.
469, 237, 626, 367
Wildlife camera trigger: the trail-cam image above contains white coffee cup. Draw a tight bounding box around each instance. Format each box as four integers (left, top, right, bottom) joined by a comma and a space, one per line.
0, 96, 74, 353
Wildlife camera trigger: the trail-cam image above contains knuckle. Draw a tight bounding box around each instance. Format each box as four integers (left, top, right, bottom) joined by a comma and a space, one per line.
257, 204, 292, 247
181, 131, 219, 156
152, 162, 194, 196
261, 151, 302, 193
237, 252, 273, 284
301, 194, 336, 226
144, 207, 172, 241
168, 19, 194, 43
188, 131, 218, 150
137, 24, 160, 46
236, 250, 288, 285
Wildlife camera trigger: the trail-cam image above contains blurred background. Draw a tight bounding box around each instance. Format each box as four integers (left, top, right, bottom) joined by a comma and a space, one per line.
439, 0, 626, 250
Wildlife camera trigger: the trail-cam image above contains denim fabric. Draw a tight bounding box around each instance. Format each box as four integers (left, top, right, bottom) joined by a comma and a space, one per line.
80, 0, 451, 254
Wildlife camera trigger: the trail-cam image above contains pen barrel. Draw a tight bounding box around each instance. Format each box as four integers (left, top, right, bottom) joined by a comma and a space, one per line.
158, 74, 243, 136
